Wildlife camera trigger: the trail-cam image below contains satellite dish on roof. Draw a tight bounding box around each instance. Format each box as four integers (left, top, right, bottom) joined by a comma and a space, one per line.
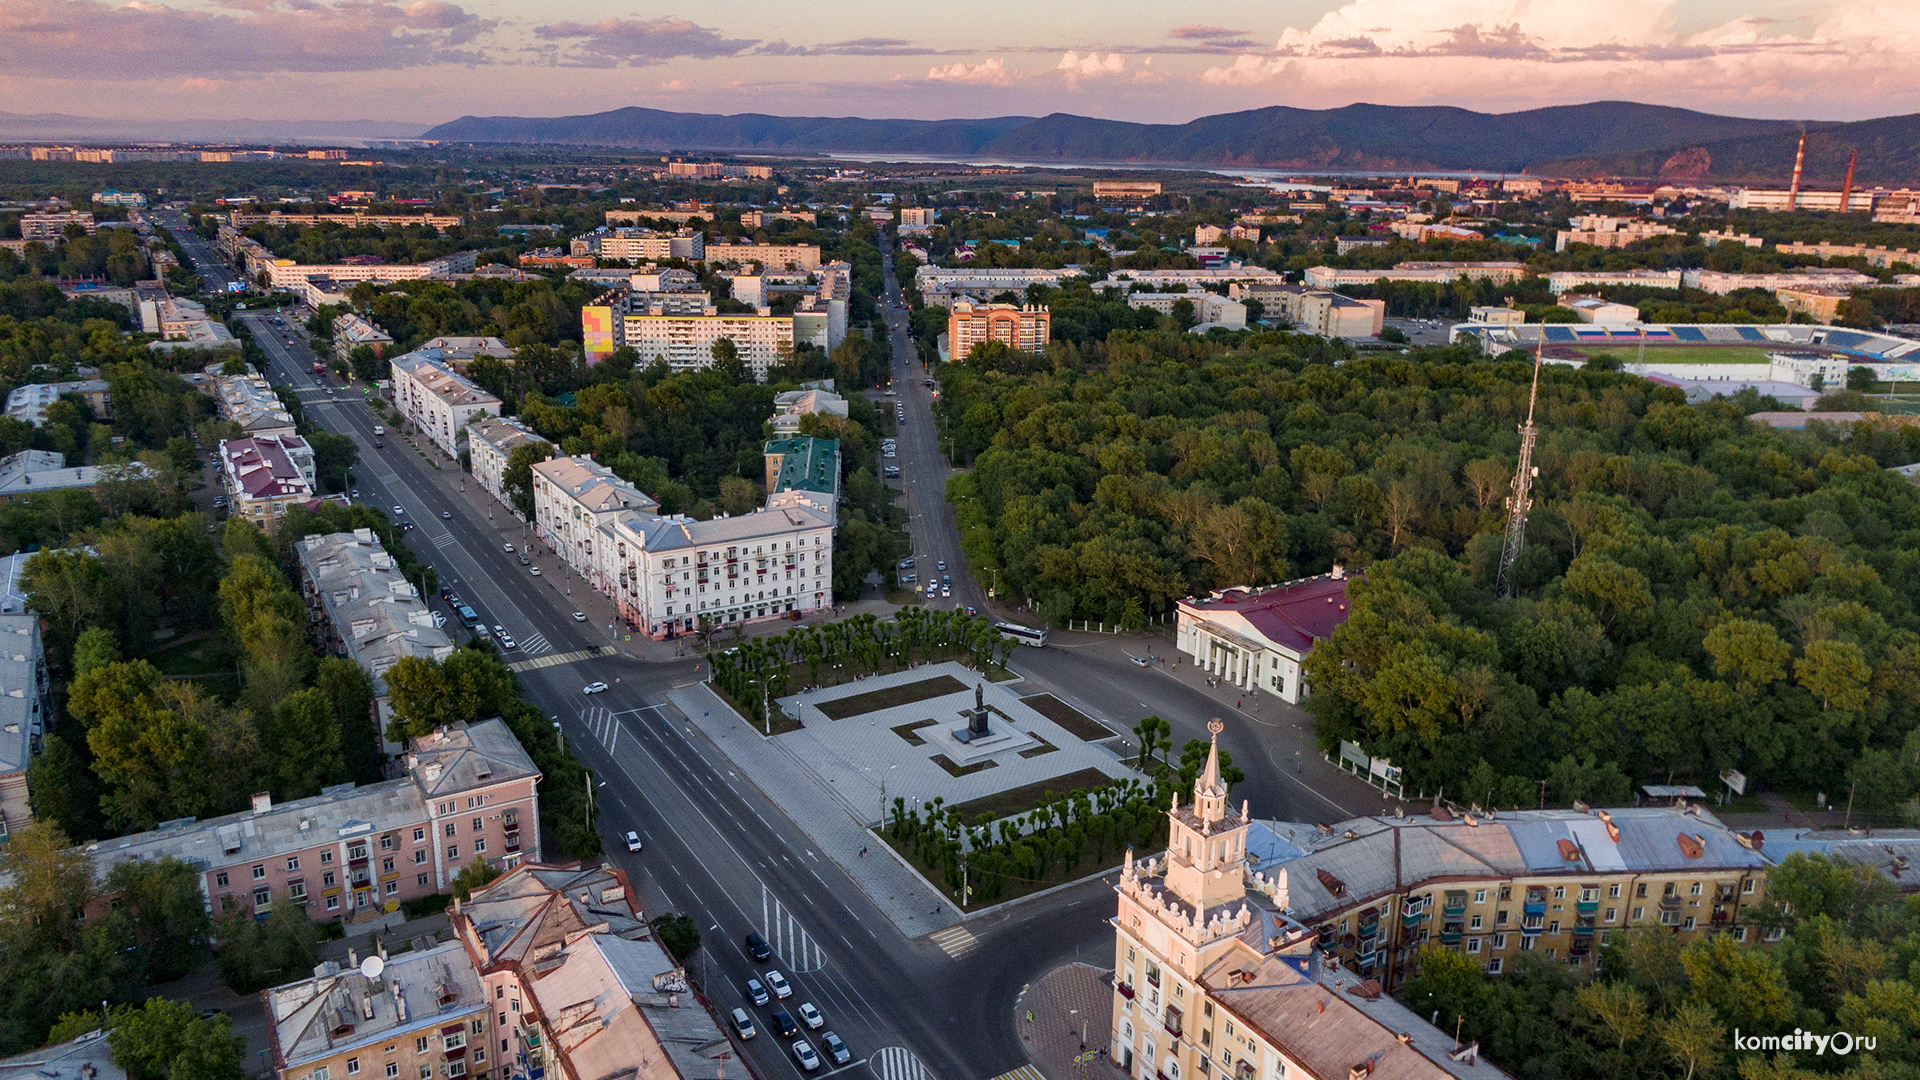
361, 955, 385, 980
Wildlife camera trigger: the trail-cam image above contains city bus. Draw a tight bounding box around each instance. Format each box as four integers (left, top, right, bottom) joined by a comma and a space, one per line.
995, 622, 1048, 647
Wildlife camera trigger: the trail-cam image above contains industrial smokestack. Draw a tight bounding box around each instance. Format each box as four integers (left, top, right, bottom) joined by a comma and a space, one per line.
1786, 134, 1806, 212
1841, 150, 1858, 212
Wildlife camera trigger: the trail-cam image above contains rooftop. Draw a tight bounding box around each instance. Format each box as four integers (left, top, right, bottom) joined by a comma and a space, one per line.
270, 942, 487, 1071
0, 1030, 126, 1080
532, 456, 657, 516
764, 436, 840, 498
297, 530, 453, 692
221, 434, 313, 500
1180, 571, 1358, 656
391, 352, 502, 409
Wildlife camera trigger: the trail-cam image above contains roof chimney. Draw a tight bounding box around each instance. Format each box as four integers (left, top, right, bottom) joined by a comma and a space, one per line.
251, 792, 272, 814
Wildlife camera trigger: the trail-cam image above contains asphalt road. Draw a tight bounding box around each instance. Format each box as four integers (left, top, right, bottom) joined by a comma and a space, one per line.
149, 209, 236, 292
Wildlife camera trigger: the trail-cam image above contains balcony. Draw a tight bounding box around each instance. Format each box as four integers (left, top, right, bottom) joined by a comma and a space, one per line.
1576, 900, 1599, 914
1439, 929, 1464, 945
1573, 922, 1596, 937
1116, 983, 1134, 1000
1659, 894, 1684, 911
1357, 921, 1380, 940
1521, 919, 1545, 936
1401, 907, 1426, 927
1523, 900, 1547, 918
1144, 970, 1161, 989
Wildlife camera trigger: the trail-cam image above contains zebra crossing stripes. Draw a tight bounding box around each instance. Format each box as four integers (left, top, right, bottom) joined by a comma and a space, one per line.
518, 630, 553, 655
927, 924, 979, 958
762, 885, 825, 972
429, 530, 459, 550
508, 645, 614, 672
872, 1047, 935, 1080
581, 706, 619, 753
986, 1065, 1042, 1080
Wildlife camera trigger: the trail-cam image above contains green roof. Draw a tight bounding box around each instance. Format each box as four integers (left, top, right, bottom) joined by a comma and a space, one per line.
765, 436, 839, 496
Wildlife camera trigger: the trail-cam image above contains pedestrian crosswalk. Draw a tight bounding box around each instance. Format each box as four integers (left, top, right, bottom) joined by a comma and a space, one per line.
927, 924, 979, 958
581, 706, 619, 753
872, 1047, 934, 1080
518, 630, 553, 655
508, 645, 613, 672
429, 530, 459, 550
762, 884, 826, 972
987, 1065, 1042, 1080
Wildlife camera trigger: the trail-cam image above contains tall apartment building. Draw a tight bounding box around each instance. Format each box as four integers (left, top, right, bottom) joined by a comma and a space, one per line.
465, 416, 545, 515
1303, 262, 1529, 288
666, 161, 724, 178
446, 863, 747, 1080
389, 352, 502, 459
87, 719, 540, 924
899, 207, 936, 231
597, 229, 704, 263
332, 312, 393, 363
1554, 215, 1679, 252
296, 531, 455, 742
1110, 736, 1517, 1080
529, 457, 658, 594
20, 212, 95, 241
702, 242, 821, 271
740, 210, 817, 228
580, 295, 795, 380
947, 301, 1050, 360
1092, 180, 1161, 205
1544, 269, 1683, 294
219, 435, 316, 530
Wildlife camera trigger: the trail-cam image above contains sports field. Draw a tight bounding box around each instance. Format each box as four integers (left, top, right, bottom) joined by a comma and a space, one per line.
1570, 345, 1777, 363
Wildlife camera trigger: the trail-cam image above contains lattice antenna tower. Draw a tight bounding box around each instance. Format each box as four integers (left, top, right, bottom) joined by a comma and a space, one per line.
1495, 339, 1545, 598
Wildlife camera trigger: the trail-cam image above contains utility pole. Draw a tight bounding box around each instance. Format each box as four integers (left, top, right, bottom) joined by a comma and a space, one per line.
1496, 339, 1544, 598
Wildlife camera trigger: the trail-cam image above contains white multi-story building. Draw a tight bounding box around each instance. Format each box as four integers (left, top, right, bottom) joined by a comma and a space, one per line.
389, 351, 502, 459
215, 371, 297, 439
1554, 215, 1679, 252
1304, 262, 1528, 288
1107, 266, 1285, 290
605, 311, 795, 378
597, 229, 704, 262
1176, 571, 1358, 705
703, 242, 820, 271
530, 456, 658, 592
1680, 267, 1879, 295
1125, 291, 1248, 329
914, 266, 1086, 307
263, 260, 434, 289
598, 498, 835, 638
296, 530, 454, 743
1544, 269, 1684, 294
466, 415, 544, 514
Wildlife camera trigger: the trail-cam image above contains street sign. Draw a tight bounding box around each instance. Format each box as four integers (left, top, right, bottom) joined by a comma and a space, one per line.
1720, 769, 1747, 796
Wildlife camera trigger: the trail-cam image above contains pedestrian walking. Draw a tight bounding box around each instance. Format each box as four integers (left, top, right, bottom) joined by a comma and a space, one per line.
859, 846, 867, 857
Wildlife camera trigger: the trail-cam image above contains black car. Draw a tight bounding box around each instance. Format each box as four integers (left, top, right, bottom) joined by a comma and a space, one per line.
770, 1010, 800, 1039
745, 931, 773, 961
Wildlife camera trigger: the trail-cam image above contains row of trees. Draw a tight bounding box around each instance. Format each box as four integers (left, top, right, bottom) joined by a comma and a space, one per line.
1402, 852, 1920, 1080
706, 610, 1014, 722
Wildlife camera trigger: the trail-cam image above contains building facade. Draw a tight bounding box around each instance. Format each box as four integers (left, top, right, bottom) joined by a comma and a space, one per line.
947, 301, 1051, 359
529, 457, 658, 593
583, 306, 796, 378
597, 499, 835, 638
390, 352, 503, 459
332, 313, 393, 363
702, 242, 820, 271
297, 530, 456, 743
220, 435, 316, 530
1304, 262, 1528, 288
466, 417, 544, 516
1176, 572, 1356, 705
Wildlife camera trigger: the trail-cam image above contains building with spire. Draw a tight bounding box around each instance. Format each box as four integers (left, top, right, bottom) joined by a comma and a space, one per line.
1109, 722, 1514, 1080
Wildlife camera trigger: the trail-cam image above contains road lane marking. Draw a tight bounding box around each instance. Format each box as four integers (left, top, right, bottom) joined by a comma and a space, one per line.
507, 645, 614, 671
988, 1066, 1043, 1080
926, 924, 979, 958
874, 1047, 935, 1080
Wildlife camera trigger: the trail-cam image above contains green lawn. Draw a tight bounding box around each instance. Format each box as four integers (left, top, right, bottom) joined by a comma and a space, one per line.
815, 674, 969, 719
949, 767, 1119, 820
149, 632, 241, 700
1575, 345, 1777, 364
1020, 694, 1113, 741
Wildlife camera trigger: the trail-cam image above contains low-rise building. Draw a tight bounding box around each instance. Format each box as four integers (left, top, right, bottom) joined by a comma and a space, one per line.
770, 385, 849, 437
530, 457, 658, 591
1176, 571, 1357, 704
947, 301, 1050, 359
466, 416, 544, 514
88, 719, 540, 923
331, 312, 392, 363
1125, 291, 1248, 329
1682, 267, 1878, 295
1776, 285, 1854, 324
0, 1030, 127, 1080
763, 436, 840, 508
296, 530, 455, 742
1561, 296, 1641, 324
1544, 269, 1683, 294
598, 498, 835, 638
0, 449, 119, 503
596, 228, 705, 263
1700, 230, 1764, 248
0, 602, 48, 842
220, 434, 316, 529
1305, 261, 1528, 288
416, 337, 514, 370
1245, 284, 1385, 338
1334, 235, 1390, 255
451, 863, 746, 1080
390, 352, 502, 459
3, 380, 112, 427
913, 266, 1085, 307
1555, 215, 1679, 252
1466, 306, 1526, 325
268, 941, 490, 1080
19, 211, 94, 241
216, 371, 298, 439
92, 190, 146, 208
1776, 240, 1920, 267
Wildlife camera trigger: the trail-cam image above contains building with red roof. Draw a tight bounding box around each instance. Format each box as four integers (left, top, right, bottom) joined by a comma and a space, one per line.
1175, 568, 1357, 704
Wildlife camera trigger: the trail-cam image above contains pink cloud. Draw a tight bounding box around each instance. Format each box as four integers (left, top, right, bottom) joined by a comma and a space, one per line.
926, 58, 1014, 86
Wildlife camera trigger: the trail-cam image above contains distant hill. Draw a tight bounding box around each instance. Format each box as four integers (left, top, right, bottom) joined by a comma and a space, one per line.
1535, 112, 1920, 185
422, 100, 1841, 175
0, 111, 430, 144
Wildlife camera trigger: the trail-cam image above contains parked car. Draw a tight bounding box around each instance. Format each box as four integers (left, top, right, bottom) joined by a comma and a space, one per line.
765, 970, 792, 999
899, 558, 914, 569
572, 612, 588, 622
624, 831, 643, 852
746, 979, 769, 1006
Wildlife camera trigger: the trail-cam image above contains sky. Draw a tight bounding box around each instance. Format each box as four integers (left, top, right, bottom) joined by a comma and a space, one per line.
5, 0, 1920, 127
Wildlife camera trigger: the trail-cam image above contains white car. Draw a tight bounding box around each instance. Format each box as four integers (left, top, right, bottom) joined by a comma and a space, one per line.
583, 682, 609, 694
791, 1041, 819, 1071
765, 970, 792, 999
392, 506, 405, 516
624, 831, 643, 852
498, 633, 518, 650
530, 567, 542, 576
503, 543, 515, 553
798, 1003, 823, 1030
572, 612, 587, 622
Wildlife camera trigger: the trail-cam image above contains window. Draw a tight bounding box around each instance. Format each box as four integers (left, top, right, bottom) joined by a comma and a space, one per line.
326, 895, 340, 911
496, 987, 505, 1000
474, 840, 486, 854
414, 828, 426, 842
471, 1020, 485, 1036
473, 1051, 485, 1065
1473, 890, 1486, 904
1469, 915, 1482, 930
448, 846, 459, 860
347, 1060, 360, 1075
322, 851, 335, 865
253, 864, 267, 880
415, 1038, 429, 1054
1690, 881, 1703, 896
472, 818, 483, 832
445, 823, 457, 838
215, 872, 229, 888
1743, 878, 1756, 894
510, 1000, 519, 1013
417, 873, 429, 887
1202, 1002, 1212, 1018
1488, 958, 1503, 974
1552, 886, 1565, 900
1609, 884, 1621, 898
1605, 908, 1617, 923
443, 1033, 466, 1053
1633, 907, 1645, 921
1467, 938, 1482, 954
499, 1014, 506, 1026
1496, 909, 1509, 926
324, 872, 336, 887
1635, 883, 1647, 898
387, 1067, 399, 1079
383, 858, 395, 874
381, 835, 394, 851
419, 1068, 432, 1080
1682, 917, 1696, 931
287, 857, 300, 871
289, 881, 307, 900
386, 881, 399, 896
314, 1069, 330, 1080
1492, 934, 1507, 950
253, 887, 271, 906
1519, 937, 1535, 951
415, 850, 428, 864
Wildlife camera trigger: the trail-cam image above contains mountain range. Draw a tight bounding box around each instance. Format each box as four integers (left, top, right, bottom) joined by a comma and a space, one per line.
423, 102, 1920, 184
0, 111, 430, 145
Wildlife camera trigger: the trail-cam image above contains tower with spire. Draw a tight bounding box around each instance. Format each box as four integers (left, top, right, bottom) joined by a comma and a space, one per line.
1161, 720, 1252, 914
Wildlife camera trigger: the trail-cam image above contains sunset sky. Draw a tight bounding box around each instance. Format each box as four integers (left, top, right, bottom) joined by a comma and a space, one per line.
5, 0, 1918, 126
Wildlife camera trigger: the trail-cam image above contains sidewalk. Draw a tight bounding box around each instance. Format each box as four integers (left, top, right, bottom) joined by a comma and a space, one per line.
1018, 963, 1118, 1080
665, 682, 964, 940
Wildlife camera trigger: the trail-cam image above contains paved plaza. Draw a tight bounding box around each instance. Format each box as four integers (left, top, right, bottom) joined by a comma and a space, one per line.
1017, 963, 1121, 1080
775, 662, 1134, 825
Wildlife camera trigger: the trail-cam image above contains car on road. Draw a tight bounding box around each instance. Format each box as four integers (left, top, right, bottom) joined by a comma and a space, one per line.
530, 567, 542, 576
798, 1003, 823, 1030
623, 830, 643, 852
400, 522, 415, 531
745, 931, 772, 961
923, 378, 935, 387
441, 510, 453, 520
899, 558, 914, 569
503, 543, 514, 553
583, 682, 609, 694
821, 1032, 850, 1066
770, 1010, 799, 1039
965, 606, 979, 617
350, 488, 359, 498
765, 970, 791, 999
730, 1009, 756, 1039
392, 506, 405, 516
791, 1040, 820, 1071
572, 612, 587, 622
746, 979, 769, 1006
497, 633, 517, 649
941, 587, 951, 597
1130, 656, 1150, 667
374, 441, 384, 448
